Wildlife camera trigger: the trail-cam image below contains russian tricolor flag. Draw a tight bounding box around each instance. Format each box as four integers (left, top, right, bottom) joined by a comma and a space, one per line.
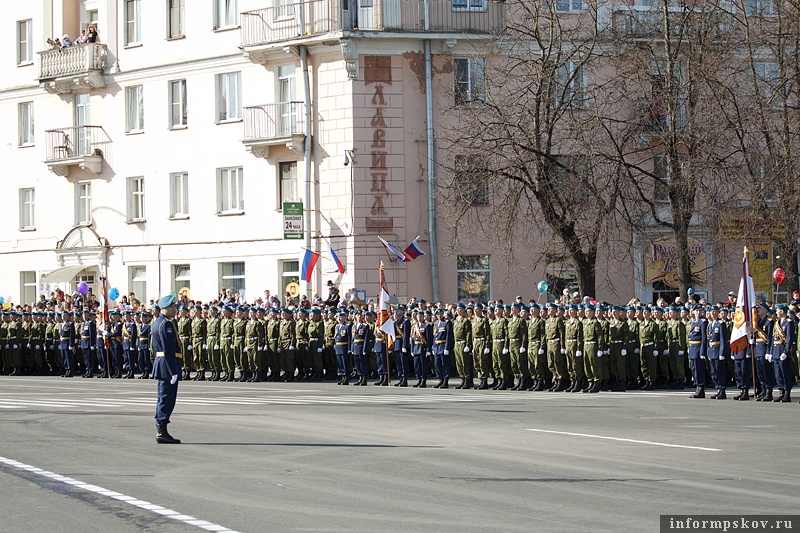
379, 236, 408, 262
301, 249, 320, 282
330, 245, 345, 274
403, 236, 426, 260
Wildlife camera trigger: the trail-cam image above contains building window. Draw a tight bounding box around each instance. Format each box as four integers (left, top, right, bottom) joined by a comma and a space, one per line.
545, 257, 578, 302
457, 255, 490, 303
19, 188, 35, 230
220, 262, 245, 293
127, 176, 145, 222
169, 0, 186, 38
555, 0, 584, 12
17, 19, 32, 64
452, 0, 487, 12
170, 172, 189, 217
454, 57, 486, 106
653, 154, 686, 203
126, 85, 144, 133
125, 0, 142, 45
549, 155, 589, 204
173, 264, 190, 294
129, 266, 147, 302
18, 102, 34, 146
21, 271, 36, 305
217, 167, 244, 213
753, 62, 781, 106
216, 72, 242, 122
169, 79, 187, 128
75, 182, 92, 225
555, 61, 587, 108
745, 0, 776, 15
279, 260, 300, 302
215, 0, 239, 29
279, 162, 299, 208
277, 65, 297, 134
454, 155, 489, 206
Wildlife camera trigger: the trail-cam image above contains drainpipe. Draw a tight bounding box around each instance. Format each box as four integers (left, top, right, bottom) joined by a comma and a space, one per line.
301, 45, 313, 297
424, 40, 440, 302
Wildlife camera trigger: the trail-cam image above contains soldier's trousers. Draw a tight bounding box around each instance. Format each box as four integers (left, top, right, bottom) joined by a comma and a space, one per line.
689, 358, 706, 386
709, 357, 726, 389
234, 344, 245, 371
492, 344, 511, 379
209, 347, 222, 372
375, 348, 388, 376
526, 343, 544, 381
734, 358, 752, 389
281, 347, 295, 378
454, 342, 472, 379
626, 345, 640, 380
433, 349, 449, 379
311, 347, 324, 372
640, 345, 656, 382
324, 347, 337, 376
298, 346, 312, 372
82, 348, 94, 371
222, 344, 235, 373
756, 357, 776, 389
413, 353, 428, 380
472, 340, 490, 379
393, 350, 409, 378
566, 344, 584, 383
773, 357, 795, 391
31, 347, 44, 369
583, 344, 603, 381
182, 347, 191, 370
656, 346, 669, 380
193, 345, 207, 371
547, 342, 567, 380
609, 345, 625, 383
510, 342, 529, 379
60, 347, 74, 371
668, 347, 685, 381
249, 347, 263, 374
138, 349, 151, 374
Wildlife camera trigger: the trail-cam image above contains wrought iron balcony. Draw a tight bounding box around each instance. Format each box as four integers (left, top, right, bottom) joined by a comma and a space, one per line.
241, 0, 503, 48
242, 102, 306, 158
44, 126, 111, 176
38, 44, 108, 94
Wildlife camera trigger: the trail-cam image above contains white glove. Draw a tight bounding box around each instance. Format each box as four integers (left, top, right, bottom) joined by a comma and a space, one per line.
538, 349, 544, 355
483, 348, 490, 354
464, 346, 470, 353
257, 346, 262, 351
635, 348, 640, 354
780, 353, 787, 361
13, 344, 18, 349
27, 344, 31, 349
520, 347, 526, 353
502, 348, 509, 355
576, 351, 582, 357
427, 351, 432, 357
444, 349, 450, 355
170, 374, 178, 385
69, 346, 73, 350
678, 350, 684, 355
766, 353, 773, 362
289, 346, 295, 351
91, 346, 95, 351
187, 344, 192, 350
202, 344, 208, 349
4, 344, 8, 349
277, 347, 281, 353
50, 345, 54, 350
700, 355, 706, 360
560, 348, 566, 354
317, 347, 323, 353
402, 348, 407, 353
244, 347, 248, 352
653, 350, 659, 356
214, 344, 220, 350
597, 351, 602, 358
230, 344, 234, 349
35, 345, 40, 350
719, 355, 724, 361
621, 349, 627, 356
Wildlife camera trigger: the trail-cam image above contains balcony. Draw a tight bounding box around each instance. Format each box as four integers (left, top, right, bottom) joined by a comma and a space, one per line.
242, 103, 307, 158
44, 126, 111, 176
611, 6, 734, 40
241, 0, 503, 58
38, 44, 108, 94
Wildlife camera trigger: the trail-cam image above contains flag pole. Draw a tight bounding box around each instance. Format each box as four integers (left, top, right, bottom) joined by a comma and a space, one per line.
744, 246, 757, 399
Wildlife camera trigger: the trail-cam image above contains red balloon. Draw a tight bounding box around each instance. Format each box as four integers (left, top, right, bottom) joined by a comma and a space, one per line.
773, 268, 786, 284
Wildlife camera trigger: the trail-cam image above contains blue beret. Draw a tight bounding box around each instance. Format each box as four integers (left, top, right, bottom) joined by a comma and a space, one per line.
710, 305, 719, 311
760, 301, 771, 312
366, 310, 377, 317
310, 307, 320, 314
776, 304, 789, 311
474, 303, 484, 309
404, 312, 411, 317
435, 308, 444, 313
456, 303, 466, 309
788, 309, 797, 316
444, 311, 453, 318
337, 310, 347, 316
158, 294, 176, 308
418, 299, 426, 304
208, 306, 218, 312
529, 303, 540, 310
424, 310, 432, 316
296, 307, 307, 314
486, 306, 494, 311
512, 302, 522, 309
520, 305, 528, 312
194, 305, 203, 310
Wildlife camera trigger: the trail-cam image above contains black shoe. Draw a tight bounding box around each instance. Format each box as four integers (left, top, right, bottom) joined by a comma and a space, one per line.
710, 389, 726, 400
340, 376, 350, 385
440, 378, 449, 389
690, 387, 705, 399
394, 378, 408, 387
773, 390, 785, 402
418, 379, 426, 388
455, 378, 466, 390
433, 379, 444, 389
781, 392, 791, 403
155, 423, 181, 444
412, 379, 422, 388
476, 378, 488, 390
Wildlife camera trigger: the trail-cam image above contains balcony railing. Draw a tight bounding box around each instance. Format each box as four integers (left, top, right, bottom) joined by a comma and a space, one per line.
38, 44, 107, 80
241, 0, 503, 46
44, 126, 111, 175
244, 102, 306, 140
612, 7, 734, 39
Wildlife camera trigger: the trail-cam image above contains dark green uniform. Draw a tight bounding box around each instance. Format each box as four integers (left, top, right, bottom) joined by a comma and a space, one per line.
526, 313, 547, 385
471, 314, 491, 380
308, 318, 325, 378
638, 319, 657, 386
608, 316, 628, 387
545, 314, 566, 387
582, 316, 601, 386
192, 315, 207, 373
178, 315, 192, 373
490, 316, 510, 384
564, 315, 584, 386
666, 317, 687, 386
279, 318, 296, 380
233, 316, 247, 375
245, 315, 264, 378
453, 314, 473, 380
508, 315, 529, 384
206, 315, 222, 376
266, 316, 281, 379
221, 316, 235, 376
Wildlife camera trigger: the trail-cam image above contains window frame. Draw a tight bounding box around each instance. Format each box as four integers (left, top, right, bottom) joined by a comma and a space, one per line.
129, 265, 147, 302
125, 85, 145, 133
278, 161, 299, 210
17, 19, 33, 65
214, 0, 239, 29
456, 255, 491, 303
217, 166, 244, 214
127, 176, 146, 222
745, 0, 776, 16
555, 61, 588, 109
18, 101, 34, 146
454, 154, 490, 206
169, 0, 186, 38
75, 181, 92, 225
170, 171, 190, 218
453, 57, 486, 107
452, 0, 487, 13
20, 271, 37, 305
169, 79, 188, 128
172, 264, 191, 293
125, 0, 142, 46
279, 259, 300, 297
216, 72, 242, 123
219, 261, 246, 293
555, 0, 584, 13
19, 188, 35, 230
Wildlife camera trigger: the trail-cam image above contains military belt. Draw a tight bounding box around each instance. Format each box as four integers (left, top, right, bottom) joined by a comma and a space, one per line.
548, 338, 560, 343
156, 351, 183, 359
474, 337, 486, 341
456, 340, 467, 344
670, 340, 680, 343
354, 339, 364, 343
566, 339, 577, 343
611, 340, 623, 344
310, 337, 319, 341
773, 341, 784, 345
336, 342, 348, 346
140, 337, 149, 342
642, 342, 654, 347
493, 338, 506, 342
584, 341, 597, 344
247, 337, 258, 341
235, 336, 244, 339
60, 336, 70, 341
435, 340, 446, 344
708, 341, 720, 346
689, 340, 702, 345
81, 335, 91, 339
222, 336, 232, 340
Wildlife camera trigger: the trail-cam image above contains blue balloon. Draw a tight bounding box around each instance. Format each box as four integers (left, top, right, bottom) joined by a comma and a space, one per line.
537, 281, 549, 294
687, 288, 695, 295
0, 297, 4, 305
109, 288, 120, 301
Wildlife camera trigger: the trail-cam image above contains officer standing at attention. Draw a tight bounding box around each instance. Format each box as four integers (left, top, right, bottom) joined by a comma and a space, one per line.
706, 305, 727, 400
754, 302, 775, 401
137, 311, 152, 379
770, 304, 795, 403
152, 294, 182, 444
59, 310, 76, 377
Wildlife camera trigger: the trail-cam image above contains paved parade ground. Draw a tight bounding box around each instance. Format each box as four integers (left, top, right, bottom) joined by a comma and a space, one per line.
1, 378, 798, 532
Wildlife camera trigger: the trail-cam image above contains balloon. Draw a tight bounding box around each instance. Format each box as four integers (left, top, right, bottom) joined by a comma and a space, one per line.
0, 297, 4, 305
687, 288, 694, 295
108, 288, 120, 301
77, 281, 89, 295
2, 302, 8, 310
773, 268, 786, 284
537, 281, 549, 294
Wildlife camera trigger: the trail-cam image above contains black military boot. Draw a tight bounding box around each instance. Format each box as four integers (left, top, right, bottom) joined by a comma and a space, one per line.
380, 375, 389, 386
433, 379, 444, 389
340, 375, 350, 385
781, 391, 791, 403
412, 378, 422, 388
497, 377, 509, 390
464, 378, 475, 389
773, 389, 785, 402
690, 386, 705, 398
418, 378, 427, 388
198, 370, 207, 381
533, 379, 545, 391
710, 388, 726, 400
373, 375, 384, 386
440, 378, 449, 389
454, 378, 466, 390
156, 423, 181, 444
475, 378, 487, 390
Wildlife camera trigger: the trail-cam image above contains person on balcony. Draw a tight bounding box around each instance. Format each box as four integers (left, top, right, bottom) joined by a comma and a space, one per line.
87, 25, 99, 43
76, 30, 88, 45
62, 34, 73, 47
